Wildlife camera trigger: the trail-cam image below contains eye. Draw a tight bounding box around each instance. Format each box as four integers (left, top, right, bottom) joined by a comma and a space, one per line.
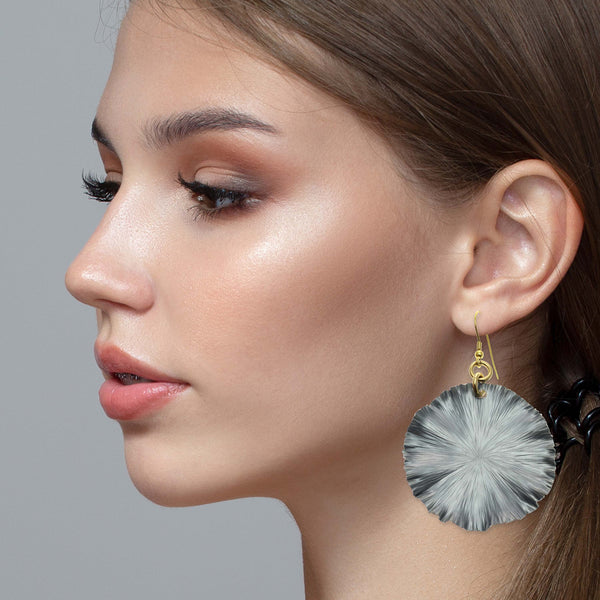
177, 174, 260, 221
82, 172, 121, 203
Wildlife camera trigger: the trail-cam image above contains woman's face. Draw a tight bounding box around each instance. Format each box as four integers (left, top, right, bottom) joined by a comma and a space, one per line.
66, 1, 459, 506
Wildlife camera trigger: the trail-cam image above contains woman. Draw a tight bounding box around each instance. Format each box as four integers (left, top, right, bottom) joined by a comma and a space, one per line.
66, 1, 600, 598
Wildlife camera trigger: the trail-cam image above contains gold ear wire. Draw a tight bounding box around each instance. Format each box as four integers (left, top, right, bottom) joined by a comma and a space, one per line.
469, 311, 499, 397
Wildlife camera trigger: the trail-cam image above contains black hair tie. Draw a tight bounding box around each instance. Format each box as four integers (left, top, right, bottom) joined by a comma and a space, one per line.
547, 377, 600, 473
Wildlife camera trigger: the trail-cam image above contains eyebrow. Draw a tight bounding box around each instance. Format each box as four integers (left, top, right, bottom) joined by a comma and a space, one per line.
91, 108, 279, 153
91, 118, 116, 153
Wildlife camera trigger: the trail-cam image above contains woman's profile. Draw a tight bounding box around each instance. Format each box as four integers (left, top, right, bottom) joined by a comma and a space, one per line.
66, 1, 600, 598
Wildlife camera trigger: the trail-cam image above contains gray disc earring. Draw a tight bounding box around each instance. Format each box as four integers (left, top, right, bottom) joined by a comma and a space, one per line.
402, 313, 556, 532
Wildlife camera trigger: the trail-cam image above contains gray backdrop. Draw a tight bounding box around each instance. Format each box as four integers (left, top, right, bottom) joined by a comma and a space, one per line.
1, 2, 303, 598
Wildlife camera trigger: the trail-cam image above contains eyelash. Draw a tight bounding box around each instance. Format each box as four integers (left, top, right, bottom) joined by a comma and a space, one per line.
82, 172, 120, 203
81, 172, 259, 221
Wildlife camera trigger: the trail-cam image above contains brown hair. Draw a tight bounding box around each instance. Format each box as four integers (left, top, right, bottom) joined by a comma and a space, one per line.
156, 1, 600, 597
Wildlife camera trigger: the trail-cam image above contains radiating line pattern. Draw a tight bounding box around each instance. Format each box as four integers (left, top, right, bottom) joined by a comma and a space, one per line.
403, 384, 556, 531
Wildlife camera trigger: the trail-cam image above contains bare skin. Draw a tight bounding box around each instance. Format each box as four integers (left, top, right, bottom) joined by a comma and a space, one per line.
66, 2, 583, 598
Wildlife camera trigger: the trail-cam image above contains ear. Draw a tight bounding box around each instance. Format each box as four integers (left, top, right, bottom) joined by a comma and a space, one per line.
451, 159, 584, 336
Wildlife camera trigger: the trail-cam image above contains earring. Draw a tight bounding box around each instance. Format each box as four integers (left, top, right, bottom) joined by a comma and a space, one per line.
402, 313, 556, 531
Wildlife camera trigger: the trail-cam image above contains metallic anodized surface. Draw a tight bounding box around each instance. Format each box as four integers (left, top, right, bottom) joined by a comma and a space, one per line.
403, 383, 556, 531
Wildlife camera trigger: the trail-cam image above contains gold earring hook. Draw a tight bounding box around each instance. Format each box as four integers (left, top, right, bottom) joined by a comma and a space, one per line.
469, 311, 500, 397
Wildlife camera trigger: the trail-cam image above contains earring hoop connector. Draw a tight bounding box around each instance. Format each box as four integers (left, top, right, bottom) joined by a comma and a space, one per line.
470, 311, 499, 397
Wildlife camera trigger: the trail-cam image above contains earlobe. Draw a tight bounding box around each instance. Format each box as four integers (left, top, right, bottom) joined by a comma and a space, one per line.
451, 160, 584, 335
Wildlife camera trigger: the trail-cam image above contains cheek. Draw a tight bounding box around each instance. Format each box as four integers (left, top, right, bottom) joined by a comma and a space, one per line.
156, 189, 436, 470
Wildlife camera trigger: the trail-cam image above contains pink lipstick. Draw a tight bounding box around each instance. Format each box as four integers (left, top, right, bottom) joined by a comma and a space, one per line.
95, 345, 188, 420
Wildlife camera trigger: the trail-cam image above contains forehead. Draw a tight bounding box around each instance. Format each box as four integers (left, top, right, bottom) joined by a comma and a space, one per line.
97, 2, 356, 140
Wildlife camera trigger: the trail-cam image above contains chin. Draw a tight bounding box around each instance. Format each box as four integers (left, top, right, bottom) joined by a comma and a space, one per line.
121, 431, 270, 508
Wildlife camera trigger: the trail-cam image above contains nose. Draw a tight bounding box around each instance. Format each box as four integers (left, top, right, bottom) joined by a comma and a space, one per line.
65, 202, 155, 313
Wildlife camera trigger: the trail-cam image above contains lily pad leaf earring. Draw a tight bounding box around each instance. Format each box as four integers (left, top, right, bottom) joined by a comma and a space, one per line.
402, 313, 556, 531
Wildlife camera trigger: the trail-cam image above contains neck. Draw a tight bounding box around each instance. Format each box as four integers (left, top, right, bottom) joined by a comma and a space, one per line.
277, 437, 533, 600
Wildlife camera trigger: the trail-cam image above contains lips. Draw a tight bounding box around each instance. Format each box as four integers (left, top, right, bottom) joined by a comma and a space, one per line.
94, 344, 189, 420
95, 344, 186, 384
